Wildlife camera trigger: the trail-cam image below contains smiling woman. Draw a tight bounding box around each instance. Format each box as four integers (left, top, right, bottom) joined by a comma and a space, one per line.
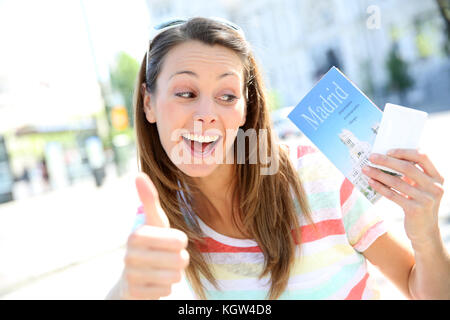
126, 18, 314, 300
141, 40, 247, 176
106, 17, 450, 301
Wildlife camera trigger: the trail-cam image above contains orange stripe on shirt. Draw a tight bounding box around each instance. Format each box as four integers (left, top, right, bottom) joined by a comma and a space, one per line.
340, 178, 354, 208
345, 272, 369, 300
293, 219, 346, 245
297, 145, 317, 159
197, 219, 346, 253
195, 237, 262, 253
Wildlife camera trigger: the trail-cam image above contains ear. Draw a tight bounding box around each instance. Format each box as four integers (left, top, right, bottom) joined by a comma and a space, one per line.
141, 83, 156, 124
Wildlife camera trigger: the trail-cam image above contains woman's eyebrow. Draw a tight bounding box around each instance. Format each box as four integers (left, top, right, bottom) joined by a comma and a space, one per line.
169, 70, 198, 79
169, 70, 239, 80
218, 72, 239, 80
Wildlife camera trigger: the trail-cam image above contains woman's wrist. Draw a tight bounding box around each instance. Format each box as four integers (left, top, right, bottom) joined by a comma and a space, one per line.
410, 228, 445, 257
408, 231, 450, 299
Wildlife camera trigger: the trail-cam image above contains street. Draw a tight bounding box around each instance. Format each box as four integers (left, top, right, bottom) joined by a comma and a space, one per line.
1, 111, 450, 300
0, 161, 140, 299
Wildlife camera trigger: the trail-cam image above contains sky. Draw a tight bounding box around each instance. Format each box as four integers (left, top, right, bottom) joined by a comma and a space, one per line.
0, 0, 151, 130
80, 0, 151, 80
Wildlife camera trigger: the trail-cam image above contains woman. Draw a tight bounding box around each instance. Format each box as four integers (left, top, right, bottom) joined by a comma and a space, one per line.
107, 17, 450, 300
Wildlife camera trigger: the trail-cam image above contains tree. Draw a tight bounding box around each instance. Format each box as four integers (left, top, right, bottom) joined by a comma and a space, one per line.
385, 43, 414, 104
267, 89, 283, 112
109, 52, 140, 128
435, 0, 450, 55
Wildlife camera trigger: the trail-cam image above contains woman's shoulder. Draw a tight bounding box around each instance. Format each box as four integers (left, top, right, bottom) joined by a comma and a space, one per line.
288, 139, 344, 191
288, 139, 366, 224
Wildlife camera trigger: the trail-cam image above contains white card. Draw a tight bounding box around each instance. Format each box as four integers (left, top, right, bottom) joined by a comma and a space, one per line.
369, 103, 427, 176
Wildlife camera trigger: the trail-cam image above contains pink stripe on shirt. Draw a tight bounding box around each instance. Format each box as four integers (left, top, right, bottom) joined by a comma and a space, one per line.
197, 219, 346, 253
345, 272, 369, 300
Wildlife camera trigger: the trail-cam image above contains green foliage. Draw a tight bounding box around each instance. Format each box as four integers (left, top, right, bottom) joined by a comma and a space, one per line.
109, 52, 140, 128
7, 131, 81, 159
267, 89, 283, 112
416, 31, 434, 58
436, 0, 450, 55
360, 59, 375, 98
385, 44, 414, 94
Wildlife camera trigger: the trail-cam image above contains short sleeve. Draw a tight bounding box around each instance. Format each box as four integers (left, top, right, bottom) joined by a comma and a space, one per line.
293, 139, 387, 252
340, 178, 388, 252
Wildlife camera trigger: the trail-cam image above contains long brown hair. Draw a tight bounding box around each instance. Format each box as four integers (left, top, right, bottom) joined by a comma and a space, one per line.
133, 17, 312, 299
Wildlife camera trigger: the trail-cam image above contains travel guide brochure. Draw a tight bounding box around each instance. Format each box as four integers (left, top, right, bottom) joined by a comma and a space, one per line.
288, 66, 382, 204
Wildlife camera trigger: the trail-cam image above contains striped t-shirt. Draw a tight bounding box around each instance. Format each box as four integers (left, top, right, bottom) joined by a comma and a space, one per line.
133, 144, 387, 299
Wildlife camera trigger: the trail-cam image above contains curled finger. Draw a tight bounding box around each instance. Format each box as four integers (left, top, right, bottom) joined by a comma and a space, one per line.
125, 267, 183, 286
125, 284, 172, 300
125, 248, 190, 270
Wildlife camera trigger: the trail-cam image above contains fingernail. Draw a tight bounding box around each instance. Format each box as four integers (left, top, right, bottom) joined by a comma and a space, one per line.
369, 153, 378, 161
387, 149, 395, 156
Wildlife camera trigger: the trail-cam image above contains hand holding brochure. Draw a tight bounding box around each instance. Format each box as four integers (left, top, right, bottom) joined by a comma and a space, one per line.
369, 103, 427, 176
288, 67, 383, 203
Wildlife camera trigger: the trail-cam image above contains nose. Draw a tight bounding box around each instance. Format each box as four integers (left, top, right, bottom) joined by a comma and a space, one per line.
193, 98, 218, 124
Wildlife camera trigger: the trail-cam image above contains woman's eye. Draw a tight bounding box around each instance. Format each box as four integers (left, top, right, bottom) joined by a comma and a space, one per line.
175, 91, 196, 99
218, 94, 237, 103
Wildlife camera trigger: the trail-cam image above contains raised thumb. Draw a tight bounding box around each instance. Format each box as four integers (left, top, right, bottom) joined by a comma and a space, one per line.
135, 172, 170, 228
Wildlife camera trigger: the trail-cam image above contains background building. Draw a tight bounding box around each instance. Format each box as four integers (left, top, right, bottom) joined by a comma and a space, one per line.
145, 0, 450, 112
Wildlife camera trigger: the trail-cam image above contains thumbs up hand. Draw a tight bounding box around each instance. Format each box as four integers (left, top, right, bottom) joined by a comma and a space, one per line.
122, 172, 190, 300
136, 172, 170, 228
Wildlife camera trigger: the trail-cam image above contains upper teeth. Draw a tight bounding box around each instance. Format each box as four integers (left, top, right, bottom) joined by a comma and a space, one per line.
182, 133, 219, 143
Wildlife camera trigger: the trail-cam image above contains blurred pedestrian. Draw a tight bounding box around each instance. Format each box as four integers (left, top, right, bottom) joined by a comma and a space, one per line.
21, 166, 33, 196
21, 167, 30, 184
107, 17, 450, 300
85, 136, 106, 187
40, 157, 50, 192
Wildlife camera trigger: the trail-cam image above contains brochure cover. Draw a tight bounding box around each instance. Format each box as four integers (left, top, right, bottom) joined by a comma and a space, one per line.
288, 66, 382, 204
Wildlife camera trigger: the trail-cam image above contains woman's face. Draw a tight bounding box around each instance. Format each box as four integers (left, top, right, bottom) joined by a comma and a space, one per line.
143, 40, 247, 177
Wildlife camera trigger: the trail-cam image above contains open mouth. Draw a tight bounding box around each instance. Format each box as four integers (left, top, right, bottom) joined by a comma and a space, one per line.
181, 133, 222, 157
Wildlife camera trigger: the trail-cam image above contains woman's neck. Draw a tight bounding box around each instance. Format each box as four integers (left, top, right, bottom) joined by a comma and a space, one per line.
192, 164, 236, 223
191, 164, 251, 239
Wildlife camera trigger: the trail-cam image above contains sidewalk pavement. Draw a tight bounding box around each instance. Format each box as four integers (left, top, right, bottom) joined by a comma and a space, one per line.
0, 160, 140, 297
